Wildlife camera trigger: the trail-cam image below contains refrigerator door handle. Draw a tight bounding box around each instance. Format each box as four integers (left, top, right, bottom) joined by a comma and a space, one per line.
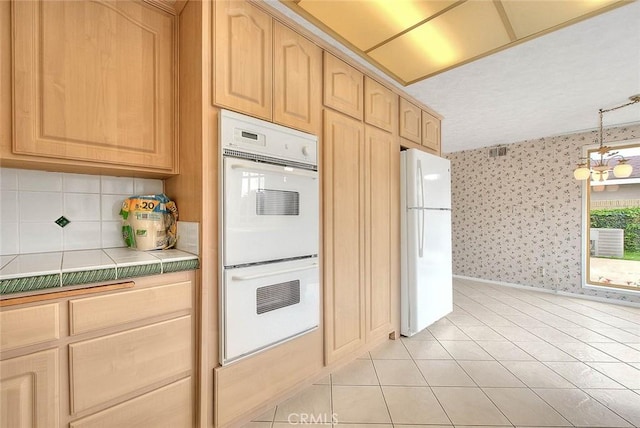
418, 208, 425, 258
417, 160, 425, 209
417, 160, 425, 258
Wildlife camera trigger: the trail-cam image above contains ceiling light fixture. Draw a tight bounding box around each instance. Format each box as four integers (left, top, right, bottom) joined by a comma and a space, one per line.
573, 94, 640, 181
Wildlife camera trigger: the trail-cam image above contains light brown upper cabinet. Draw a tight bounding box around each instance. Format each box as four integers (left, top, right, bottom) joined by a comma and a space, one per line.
214, 0, 273, 121
364, 125, 399, 342
421, 110, 441, 155
11, 0, 177, 174
273, 22, 322, 135
323, 53, 364, 121
323, 109, 366, 364
399, 98, 422, 144
364, 77, 398, 134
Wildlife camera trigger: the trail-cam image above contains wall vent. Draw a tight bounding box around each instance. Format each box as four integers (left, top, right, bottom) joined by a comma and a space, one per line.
489, 146, 508, 158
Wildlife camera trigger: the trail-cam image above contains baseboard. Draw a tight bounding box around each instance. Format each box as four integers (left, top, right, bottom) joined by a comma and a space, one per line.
453, 275, 640, 309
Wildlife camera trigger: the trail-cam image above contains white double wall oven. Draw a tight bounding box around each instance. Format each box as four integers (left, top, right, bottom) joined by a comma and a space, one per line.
220, 110, 320, 365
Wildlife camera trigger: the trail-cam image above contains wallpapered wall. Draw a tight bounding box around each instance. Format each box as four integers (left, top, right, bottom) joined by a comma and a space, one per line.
446, 124, 640, 304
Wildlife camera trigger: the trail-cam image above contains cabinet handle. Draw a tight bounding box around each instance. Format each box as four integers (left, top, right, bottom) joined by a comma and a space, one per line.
0, 282, 135, 307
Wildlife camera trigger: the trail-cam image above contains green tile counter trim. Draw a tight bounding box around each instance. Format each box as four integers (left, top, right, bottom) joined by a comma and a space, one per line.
0, 249, 199, 296
117, 263, 162, 279
162, 259, 200, 273
62, 268, 117, 287
0, 274, 61, 294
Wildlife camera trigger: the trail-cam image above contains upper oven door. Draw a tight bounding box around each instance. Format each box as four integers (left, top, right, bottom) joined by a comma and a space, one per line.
223, 157, 319, 266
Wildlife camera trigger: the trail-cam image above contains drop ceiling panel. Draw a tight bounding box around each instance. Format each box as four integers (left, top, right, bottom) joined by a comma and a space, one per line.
501, 0, 622, 38
368, 1, 511, 82
297, 0, 457, 51
281, 0, 631, 84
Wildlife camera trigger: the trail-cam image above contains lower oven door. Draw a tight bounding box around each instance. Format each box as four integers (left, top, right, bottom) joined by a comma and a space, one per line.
222, 257, 319, 365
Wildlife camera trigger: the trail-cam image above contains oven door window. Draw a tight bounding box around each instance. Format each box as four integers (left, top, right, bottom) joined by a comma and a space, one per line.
257, 280, 301, 314
256, 190, 299, 216
223, 157, 319, 266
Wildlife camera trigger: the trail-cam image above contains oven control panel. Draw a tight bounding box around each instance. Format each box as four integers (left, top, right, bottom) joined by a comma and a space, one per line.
221, 109, 318, 167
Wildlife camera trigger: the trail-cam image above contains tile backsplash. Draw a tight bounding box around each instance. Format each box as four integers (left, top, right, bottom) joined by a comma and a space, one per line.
0, 168, 163, 256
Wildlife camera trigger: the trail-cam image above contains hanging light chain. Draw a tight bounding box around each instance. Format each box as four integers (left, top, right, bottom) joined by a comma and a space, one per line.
573, 95, 640, 181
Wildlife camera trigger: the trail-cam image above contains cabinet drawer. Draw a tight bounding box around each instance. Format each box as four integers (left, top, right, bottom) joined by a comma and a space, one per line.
0, 304, 59, 351
70, 377, 192, 428
69, 281, 192, 335
69, 316, 192, 413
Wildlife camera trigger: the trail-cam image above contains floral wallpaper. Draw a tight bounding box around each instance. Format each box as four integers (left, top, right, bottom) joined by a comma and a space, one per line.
446, 124, 640, 304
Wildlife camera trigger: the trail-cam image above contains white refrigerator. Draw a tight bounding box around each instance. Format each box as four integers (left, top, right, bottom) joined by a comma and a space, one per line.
400, 149, 453, 337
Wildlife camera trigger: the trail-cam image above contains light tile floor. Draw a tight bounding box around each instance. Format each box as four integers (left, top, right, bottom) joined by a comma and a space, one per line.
246, 278, 640, 427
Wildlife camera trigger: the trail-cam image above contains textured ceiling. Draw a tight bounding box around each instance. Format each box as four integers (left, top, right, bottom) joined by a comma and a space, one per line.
264, 0, 640, 154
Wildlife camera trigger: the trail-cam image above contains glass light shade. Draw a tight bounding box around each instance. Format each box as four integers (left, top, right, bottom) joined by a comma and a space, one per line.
573, 167, 591, 180
613, 162, 632, 178
592, 170, 609, 182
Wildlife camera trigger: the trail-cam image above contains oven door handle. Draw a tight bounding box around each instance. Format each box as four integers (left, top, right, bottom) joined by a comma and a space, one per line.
231, 263, 318, 281
230, 163, 318, 179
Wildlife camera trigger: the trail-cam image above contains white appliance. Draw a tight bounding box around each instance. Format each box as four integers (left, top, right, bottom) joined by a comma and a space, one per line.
220, 109, 319, 365
400, 148, 453, 337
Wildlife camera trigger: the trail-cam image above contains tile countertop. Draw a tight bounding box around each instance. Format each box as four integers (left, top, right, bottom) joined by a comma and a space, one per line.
0, 248, 199, 295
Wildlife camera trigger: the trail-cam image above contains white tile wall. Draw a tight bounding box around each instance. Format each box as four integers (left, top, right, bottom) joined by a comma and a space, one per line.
101, 176, 134, 195
134, 178, 164, 195
0, 223, 19, 255
0, 191, 18, 223
63, 222, 102, 251
0, 168, 164, 255
20, 223, 62, 253
18, 170, 62, 192
63, 173, 101, 193
0, 168, 18, 190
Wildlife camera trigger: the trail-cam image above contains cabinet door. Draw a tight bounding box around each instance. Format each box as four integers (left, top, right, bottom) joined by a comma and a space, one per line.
12, 0, 176, 173
323, 52, 363, 120
364, 126, 399, 341
1, 349, 59, 428
323, 109, 365, 364
364, 77, 398, 133
421, 111, 441, 154
399, 98, 421, 144
214, 0, 272, 120
273, 22, 322, 134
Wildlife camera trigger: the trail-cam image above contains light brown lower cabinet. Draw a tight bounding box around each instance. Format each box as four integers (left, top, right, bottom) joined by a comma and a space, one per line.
0, 271, 196, 428
0, 348, 59, 428
323, 109, 400, 365
69, 377, 192, 428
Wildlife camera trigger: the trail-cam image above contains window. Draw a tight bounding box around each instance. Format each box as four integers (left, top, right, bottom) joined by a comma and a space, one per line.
584, 141, 640, 291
